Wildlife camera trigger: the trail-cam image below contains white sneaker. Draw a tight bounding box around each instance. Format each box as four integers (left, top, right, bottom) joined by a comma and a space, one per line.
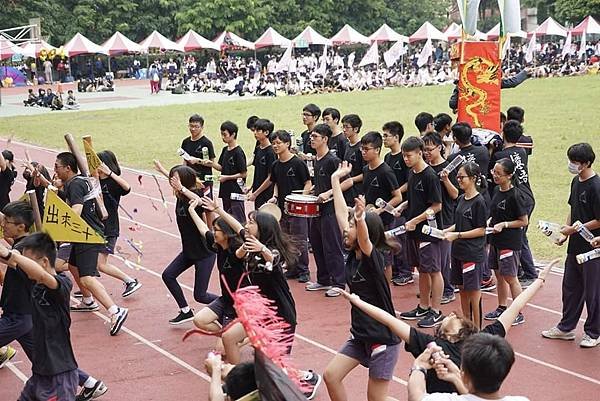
541, 326, 575, 341
580, 334, 600, 348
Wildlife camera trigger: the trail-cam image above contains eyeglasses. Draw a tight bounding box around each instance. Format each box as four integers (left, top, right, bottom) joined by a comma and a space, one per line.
423, 147, 438, 153
456, 175, 470, 180
360, 146, 376, 152
3, 219, 20, 226
309, 133, 324, 139
302, 112, 314, 117
188, 124, 202, 129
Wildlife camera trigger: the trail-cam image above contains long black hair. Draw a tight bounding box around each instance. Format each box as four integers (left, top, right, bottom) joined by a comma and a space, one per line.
349, 210, 401, 255
169, 165, 198, 200
97, 150, 121, 176
213, 217, 243, 251
248, 210, 298, 268
495, 158, 517, 186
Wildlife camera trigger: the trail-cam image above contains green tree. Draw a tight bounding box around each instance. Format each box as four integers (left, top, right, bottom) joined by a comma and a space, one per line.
555, 0, 600, 26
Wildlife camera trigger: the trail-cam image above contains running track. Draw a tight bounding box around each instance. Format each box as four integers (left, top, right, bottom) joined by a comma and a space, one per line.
0, 138, 598, 401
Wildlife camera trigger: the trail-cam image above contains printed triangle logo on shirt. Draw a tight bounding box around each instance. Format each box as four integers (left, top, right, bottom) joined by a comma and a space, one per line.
393, 161, 403, 170
42, 190, 105, 244
497, 199, 506, 211
370, 177, 380, 188
579, 191, 587, 204
259, 156, 267, 165
463, 207, 473, 220
349, 153, 357, 162
352, 270, 367, 283
318, 167, 326, 176
228, 156, 235, 166
286, 167, 296, 177
415, 180, 424, 192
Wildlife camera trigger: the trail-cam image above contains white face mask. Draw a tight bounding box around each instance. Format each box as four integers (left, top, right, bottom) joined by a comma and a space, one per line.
568, 161, 582, 175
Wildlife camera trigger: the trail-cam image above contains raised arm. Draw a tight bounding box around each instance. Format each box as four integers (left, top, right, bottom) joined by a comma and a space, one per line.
0, 245, 58, 290
200, 196, 244, 234
153, 159, 170, 179
99, 163, 130, 192
188, 199, 210, 237
354, 196, 373, 257
331, 161, 352, 235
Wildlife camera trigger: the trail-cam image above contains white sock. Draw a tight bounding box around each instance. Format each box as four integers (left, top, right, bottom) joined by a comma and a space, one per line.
108, 305, 119, 315
181, 306, 190, 313
83, 376, 97, 388
124, 277, 135, 284
83, 296, 94, 305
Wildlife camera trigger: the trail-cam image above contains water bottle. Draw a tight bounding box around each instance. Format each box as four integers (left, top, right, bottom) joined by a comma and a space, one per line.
307, 158, 314, 177
576, 248, 600, 264
201, 146, 209, 159
440, 155, 465, 175
177, 148, 192, 161
236, 177, 247, 193
231, 193, 246, 201
485, 227, 495, 235
290, 131, 296, 150
427, 341, 443, 361
296, 135, 303, 151
425, 209, 438, 228
375, 198, 395, 214
385, 225, 406, 237
573, 221, 595, 243
422, 225, 445, 239
538, 220, 563, 244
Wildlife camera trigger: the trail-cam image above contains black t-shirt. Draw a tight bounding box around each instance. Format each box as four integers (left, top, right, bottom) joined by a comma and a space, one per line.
362, 163, 399, 226
0, 166, 16, 211
31, 274, 78, 376
181, 135, 215, 181
252, 145, 276, 203
343, 141, 365, 205
452, 194, 488, 262
490, 146, 534, 205
346, 250, 400, 345
175, 194, 214, 260
448, 144, 490, 173
301, 129, 315, 155
567, 174, 600, 254
0, 236, 33, 315
430, 161, 458, 229
314, 152, 340, 216
64, 175, 104, 235
406, 166, 443, 241
205, 231, 249, 318
100, 177, 130, 237
329, 133, 349, 160
218, 145, 247, 199
270, 156, 310, 211
384, 151, 409, 187
489, 186, 526, 250
405, 321, 505, 394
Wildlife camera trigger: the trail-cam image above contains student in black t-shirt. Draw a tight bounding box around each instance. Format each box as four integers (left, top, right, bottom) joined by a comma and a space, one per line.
154, 164, 218, 325
446, 123, 490, 177
247, 119, 276, 209
443, 163, 488, 329
506, 106, 534, 156
1, 233, 79, 401
22, 161, 51, 218
399, 137, 445, 329
341, 114, 365, 206
0, 149, 17, 211
300, 103, 320, 157
54, 152, 128, 336
415, 112, 435, 136
423, 132, 460, 305
306, 124, 348, 297
180, 114, 216, 194
542, 143, 600, 348
203, 121, 247, 223
324, 162, 400, 401
484, 158, 529, 326
339, 260, 556, 394
382, 121, 413, 286
322, 107, 348, 159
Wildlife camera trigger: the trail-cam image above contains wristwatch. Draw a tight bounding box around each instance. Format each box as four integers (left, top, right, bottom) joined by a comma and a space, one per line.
409, 366, 427, 376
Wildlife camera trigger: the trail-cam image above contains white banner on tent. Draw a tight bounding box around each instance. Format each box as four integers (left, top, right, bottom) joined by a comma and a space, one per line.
359, 41, 379, 67
384, 41, 406, 67
579, 30, 587, 58
275, 45, 293, 73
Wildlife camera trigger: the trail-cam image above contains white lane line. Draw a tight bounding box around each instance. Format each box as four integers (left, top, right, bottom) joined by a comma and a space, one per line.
5, 362, 28, 383
134, 339, 162, 345
515, 351, 600, 385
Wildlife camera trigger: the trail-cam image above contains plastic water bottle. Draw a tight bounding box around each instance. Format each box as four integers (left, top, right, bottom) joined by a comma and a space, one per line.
427, 341, 443, 361
385, 225, 406, 237
422, 225, 445, 239
576, 248, 600, 264
201, 147, 209, 159
376, 198, 395, 214
440, 155, 465, 175
425, 209, 438, 228
573, 221, 595, 243
296, 135, 303, 150
231, 193, 246, 201
236, 178, 247, 193
307, 158, 314, 177
538, 220, 563, 244
177, 148, 192, 161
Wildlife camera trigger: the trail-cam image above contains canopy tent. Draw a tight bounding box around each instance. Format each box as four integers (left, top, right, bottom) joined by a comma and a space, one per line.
177, 30, 220, 52
292, 26, 332, 47
486, 23, 527, 39
212, 31, 255, 50
330, 24, 370, 45
254, 27, 291, 49
64, 33, 107, 56
101, 31, 143, 55
571, 16, 600, 35
139, 30, 184, 52
444, 23, 488, 41
19, 39, 56, 58
530, 17, 568, 37
368, 23, 408, 43
0, 37, 23, 60
410, 21, 447, 42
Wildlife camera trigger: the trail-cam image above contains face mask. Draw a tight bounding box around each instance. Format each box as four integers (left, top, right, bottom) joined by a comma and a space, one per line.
568, 161, 581, 175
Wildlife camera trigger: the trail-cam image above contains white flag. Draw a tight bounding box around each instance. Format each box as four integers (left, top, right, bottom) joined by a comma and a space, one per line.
501, 35, 511, 59
384, 41, 407, 67
316, 45, 327, 76
498, 0, 521, 35
457, 0, 482, 36
359, 41, 379, 67
347, 52, 355, 68
417, 38, 433, 67
275, 45, 293, 73
579, 30, 587, 58
524, 33, 536, 63
561, 31, 572, 58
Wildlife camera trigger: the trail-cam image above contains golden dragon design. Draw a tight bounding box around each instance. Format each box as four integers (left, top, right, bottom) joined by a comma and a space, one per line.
459, 57, 499, 127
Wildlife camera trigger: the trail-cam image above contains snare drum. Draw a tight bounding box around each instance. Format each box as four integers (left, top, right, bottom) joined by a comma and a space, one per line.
284, 194, 320, 218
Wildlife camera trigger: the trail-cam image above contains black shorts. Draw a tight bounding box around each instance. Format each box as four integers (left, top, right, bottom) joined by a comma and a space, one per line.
69, 243, 102, 277
56, 243, 72, 261
407, 239, 441, 273
450, 258, 481, 291
19, 370, 78, 401
100, 236, 118, 255
488, 246, 520, 277
207, 297, 236, 327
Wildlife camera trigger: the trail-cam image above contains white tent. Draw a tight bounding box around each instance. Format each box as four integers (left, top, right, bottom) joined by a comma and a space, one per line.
64, 33, 107, 56
139, 30, 184, 52
330, 24, 370, 45
177, 30, 220, 51
486, 23, 527, 39
410, 21, 447, 42
254, 27, 291, 49
101, 31, 143, 55
292, 26, 332, 46
531, 17, 568, 37
368, 23, 408, 43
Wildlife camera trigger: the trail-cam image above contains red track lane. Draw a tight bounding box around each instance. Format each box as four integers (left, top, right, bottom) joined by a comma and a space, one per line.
1, 139, 599, 401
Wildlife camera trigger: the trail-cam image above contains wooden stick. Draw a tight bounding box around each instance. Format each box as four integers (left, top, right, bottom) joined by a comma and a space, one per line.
27, 190, 43, 231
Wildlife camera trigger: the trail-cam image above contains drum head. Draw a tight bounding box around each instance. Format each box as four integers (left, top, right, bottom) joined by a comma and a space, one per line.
285, 194, 319, 202
258, 202, 282, 221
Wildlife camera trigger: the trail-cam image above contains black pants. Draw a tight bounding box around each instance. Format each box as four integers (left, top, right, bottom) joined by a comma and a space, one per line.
162, 252, 218, 309
309, 213, 345, 287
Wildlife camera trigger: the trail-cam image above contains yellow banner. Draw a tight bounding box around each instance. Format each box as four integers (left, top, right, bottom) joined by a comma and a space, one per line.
83, 138, 103, 172
42, 190, 105, 244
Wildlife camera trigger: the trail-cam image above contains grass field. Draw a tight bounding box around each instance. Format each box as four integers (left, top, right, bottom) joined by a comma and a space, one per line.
2, 75, 599, 260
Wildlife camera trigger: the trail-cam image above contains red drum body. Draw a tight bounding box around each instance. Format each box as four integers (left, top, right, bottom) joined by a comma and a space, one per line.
284, 194, 320, 218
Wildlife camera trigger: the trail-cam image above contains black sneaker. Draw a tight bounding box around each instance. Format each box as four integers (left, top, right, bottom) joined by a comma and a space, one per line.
417, 310, 444, 328
301, 370, 322, 400
519, 278, 535, 289
399, 305, 429, 320
76, 380, 108, 401
169, 310, 194, 325
480, 277, 497, 292
512, 313, 525, 326
484, 306, 507, 321
122, 279, 142, 297
109, 308, 128, 336
297, 273, 310, 283
392, 276, 414, 286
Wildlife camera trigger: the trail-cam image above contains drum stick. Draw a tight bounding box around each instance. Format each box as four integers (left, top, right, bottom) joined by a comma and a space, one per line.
27, 190, 43, 231
64, 133, 108, 220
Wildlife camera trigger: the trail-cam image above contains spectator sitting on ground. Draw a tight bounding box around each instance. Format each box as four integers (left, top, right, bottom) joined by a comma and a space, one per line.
42, 89, 56, 108
50, 93, 64, 110
64, 90, 80, 110
23, 89, 38, 106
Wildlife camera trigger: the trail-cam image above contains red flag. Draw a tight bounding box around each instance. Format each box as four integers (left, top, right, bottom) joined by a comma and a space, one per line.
457, 41, 501, 133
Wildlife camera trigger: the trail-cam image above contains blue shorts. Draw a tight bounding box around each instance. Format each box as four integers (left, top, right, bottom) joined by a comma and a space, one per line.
339, 337, 400, 380
19, 369, 78, 401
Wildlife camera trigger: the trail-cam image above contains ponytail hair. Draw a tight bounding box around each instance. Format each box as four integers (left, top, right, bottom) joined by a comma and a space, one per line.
495, 158, 518, 185
461, 162, 488, 193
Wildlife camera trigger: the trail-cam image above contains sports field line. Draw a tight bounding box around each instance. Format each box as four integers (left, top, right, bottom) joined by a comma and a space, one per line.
5, 362, 28, 383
